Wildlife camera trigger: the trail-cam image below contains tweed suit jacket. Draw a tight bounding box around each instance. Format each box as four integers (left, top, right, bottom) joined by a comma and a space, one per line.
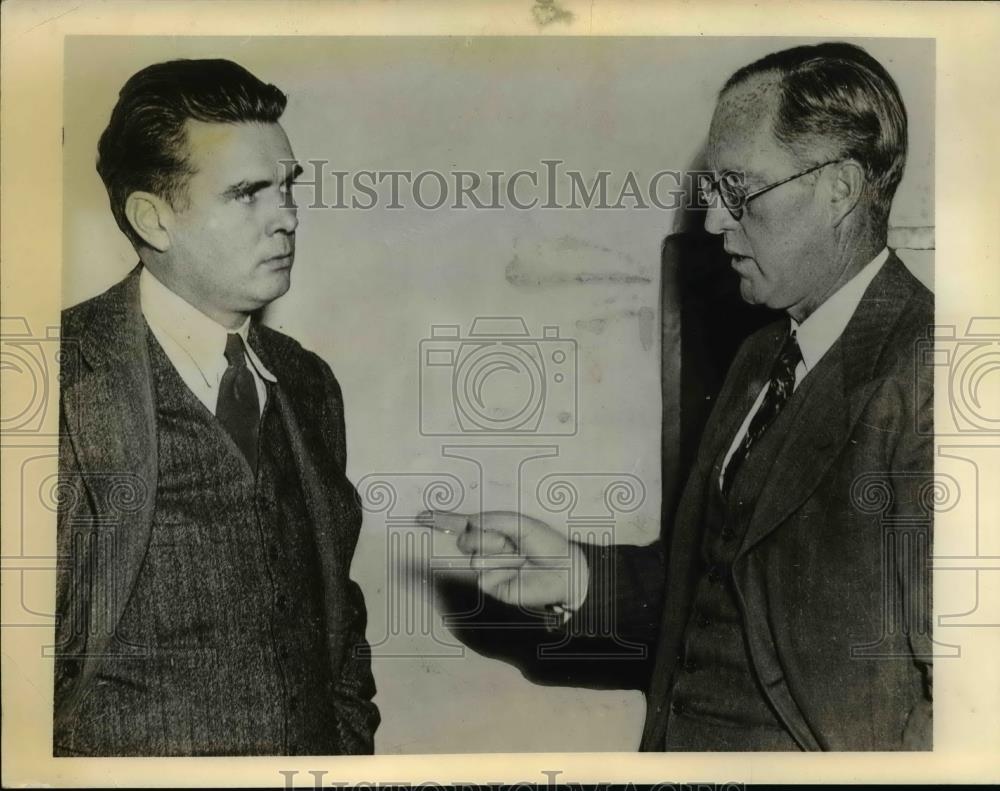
54, 266, 379, 754
579, 253, 934, 750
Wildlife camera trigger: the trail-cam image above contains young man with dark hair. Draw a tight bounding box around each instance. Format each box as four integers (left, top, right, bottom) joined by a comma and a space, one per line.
55, 58, 379, 757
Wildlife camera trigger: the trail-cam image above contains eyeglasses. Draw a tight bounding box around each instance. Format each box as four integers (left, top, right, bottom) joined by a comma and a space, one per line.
697, 159, 842, 221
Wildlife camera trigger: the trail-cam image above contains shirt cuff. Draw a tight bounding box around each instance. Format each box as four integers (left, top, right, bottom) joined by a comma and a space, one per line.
545, 541, 590, 624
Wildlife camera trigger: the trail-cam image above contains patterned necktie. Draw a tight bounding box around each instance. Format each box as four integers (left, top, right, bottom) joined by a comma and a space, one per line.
217, 333, 260, 469
721, 328, 802, 497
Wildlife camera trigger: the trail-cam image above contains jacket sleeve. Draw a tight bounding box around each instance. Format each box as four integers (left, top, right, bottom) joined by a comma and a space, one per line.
54, 394, 89, 729
330, 576, 381, 754
316, 357, 381, 753
569, 540, 667, 646
890, 381, 934, 749
53, 323, 98, 735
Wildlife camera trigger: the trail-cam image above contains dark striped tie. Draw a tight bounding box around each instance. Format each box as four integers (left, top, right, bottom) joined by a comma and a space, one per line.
721, 328, 802, 496
217, 333, 260, 468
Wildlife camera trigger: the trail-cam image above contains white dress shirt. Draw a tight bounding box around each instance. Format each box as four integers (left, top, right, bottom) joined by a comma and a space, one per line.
139, 267, 276, 416
718, 248, 889, 486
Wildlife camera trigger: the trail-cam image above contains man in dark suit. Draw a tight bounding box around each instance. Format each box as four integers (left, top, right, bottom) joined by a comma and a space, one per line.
54, 59, 379, 756
424, 42, 933, 750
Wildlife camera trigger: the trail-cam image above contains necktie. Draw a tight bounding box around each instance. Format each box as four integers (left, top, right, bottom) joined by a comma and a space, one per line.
721, 328, 802, 497
217, 333, 260, 469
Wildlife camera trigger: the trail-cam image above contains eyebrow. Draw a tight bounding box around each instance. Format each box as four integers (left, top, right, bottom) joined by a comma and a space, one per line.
223, 179, 272, 199
222, 163, 304, 198
283, 162, 304, 184
715, 165, 757, 179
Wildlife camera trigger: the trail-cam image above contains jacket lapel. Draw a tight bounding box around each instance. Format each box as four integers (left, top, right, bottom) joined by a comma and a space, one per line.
61, 267, 158, 665
248, 327, 352, 564
249, 327, 356, 667
641, 316, 787, 743
738, 253, 917, 554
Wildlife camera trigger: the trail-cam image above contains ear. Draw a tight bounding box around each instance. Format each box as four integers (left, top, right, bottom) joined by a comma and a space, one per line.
827, 159, 866, 227
124, 191, 173, 252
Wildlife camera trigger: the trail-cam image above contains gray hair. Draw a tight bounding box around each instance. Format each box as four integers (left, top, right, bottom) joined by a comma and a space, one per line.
724, 42, 908, 226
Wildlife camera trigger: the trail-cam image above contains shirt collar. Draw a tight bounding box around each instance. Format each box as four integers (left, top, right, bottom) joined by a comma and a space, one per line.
139, 266, 277, 386
791, 247, 889, 373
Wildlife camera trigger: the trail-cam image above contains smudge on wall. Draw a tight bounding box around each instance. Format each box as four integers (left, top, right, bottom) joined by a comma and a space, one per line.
575, 306, 657, 352
505, 235, 653, 289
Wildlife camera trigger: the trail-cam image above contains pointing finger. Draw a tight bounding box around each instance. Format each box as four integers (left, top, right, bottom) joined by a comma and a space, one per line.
416, 509, 469, 535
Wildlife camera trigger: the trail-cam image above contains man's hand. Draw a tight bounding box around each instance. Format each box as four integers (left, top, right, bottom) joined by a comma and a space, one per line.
418, 510, 588, 611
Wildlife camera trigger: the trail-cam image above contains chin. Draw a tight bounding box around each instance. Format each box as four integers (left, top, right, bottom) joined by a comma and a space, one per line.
249, 273, 292, 309
738, 278, 762, 306
269, 265, 293, 290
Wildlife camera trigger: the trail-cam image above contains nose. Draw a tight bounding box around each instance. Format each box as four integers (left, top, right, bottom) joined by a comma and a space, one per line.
704, 202, 739, 236
270, 199, 298, 236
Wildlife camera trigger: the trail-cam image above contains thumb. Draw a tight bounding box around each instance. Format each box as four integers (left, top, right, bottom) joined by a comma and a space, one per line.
477, 566, 522, 605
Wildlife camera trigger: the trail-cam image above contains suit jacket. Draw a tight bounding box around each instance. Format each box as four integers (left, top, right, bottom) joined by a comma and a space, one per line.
580, 252, 934, 750
54, 266, 380, 754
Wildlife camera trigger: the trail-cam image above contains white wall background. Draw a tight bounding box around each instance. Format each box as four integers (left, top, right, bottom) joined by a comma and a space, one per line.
63, 36, 933, 753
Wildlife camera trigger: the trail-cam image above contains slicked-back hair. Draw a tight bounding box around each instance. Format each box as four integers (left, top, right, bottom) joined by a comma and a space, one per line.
96, 58, 287, 247
724, 42, 908, 227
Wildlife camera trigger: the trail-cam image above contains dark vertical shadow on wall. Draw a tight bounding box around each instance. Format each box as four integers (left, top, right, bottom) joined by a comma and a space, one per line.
662, 141, 783, 513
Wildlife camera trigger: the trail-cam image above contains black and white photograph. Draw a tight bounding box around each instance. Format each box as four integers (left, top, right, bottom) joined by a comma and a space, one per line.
1, 0, 998, 787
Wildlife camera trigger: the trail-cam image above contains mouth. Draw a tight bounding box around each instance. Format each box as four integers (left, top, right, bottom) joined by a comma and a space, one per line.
726, 250, 754, 267
265, 251, 294, 268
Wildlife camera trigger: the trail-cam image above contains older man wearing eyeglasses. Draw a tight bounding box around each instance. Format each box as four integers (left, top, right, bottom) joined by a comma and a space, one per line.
424, 42, 933, 751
